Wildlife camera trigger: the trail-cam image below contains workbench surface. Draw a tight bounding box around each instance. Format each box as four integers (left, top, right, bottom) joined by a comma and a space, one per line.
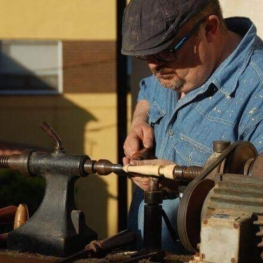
0, 250, 193, 263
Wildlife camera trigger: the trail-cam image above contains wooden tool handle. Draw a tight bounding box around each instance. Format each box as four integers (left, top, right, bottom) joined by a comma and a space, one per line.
85, 229, 136, 254
131, 148, 155, 160
14, 204, 29, 229
0, 205, 17, 224
101, 230, 136, 251
58, 231, 137, 263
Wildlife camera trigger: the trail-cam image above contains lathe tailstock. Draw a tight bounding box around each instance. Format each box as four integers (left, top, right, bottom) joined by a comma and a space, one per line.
0, 122, 99, 257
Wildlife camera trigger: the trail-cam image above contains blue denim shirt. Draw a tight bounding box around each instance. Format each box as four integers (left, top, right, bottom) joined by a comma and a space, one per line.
132, 17, 263, 253
138, 17, 263, 166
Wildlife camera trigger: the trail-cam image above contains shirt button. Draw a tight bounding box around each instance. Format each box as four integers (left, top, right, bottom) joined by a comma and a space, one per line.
169, 129, 174, 136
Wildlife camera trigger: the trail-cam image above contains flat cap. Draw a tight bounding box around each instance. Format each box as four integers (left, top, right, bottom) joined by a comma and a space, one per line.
122, 0, 210, 56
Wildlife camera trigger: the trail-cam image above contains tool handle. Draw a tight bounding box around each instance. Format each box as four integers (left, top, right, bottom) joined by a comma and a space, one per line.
85, 229, 136, 254
100, 229, 136, 251
13, 204, 29, 229
0, 206, 17, 224
131, 148, 155, 160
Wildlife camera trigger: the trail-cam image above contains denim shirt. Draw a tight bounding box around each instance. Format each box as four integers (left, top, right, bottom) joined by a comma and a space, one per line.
137, 17, 263, 167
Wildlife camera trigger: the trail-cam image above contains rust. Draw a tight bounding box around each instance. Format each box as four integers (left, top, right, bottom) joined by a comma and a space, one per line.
253, 213, 263, 250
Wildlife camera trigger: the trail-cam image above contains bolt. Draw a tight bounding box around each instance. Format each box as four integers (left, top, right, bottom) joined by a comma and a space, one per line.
233, 223, 239, 229
231, 257, 236, 263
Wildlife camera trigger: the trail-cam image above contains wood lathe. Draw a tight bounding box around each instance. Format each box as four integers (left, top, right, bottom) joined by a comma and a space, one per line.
0, 122, 263, 263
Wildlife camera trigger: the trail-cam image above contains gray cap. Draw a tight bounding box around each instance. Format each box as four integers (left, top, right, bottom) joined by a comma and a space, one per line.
121, 0, 210, 56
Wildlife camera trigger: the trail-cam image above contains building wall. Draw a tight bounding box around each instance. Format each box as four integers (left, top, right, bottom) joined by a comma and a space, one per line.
220, 0, 263, 37
0, 0, 128, 239
0, 0, 116, 40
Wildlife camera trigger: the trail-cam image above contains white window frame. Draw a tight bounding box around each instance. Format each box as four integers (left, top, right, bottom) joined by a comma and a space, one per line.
0, 40, 63, 95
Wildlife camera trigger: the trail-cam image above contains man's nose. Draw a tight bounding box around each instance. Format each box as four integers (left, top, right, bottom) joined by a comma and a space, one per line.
147, 55, 165, 68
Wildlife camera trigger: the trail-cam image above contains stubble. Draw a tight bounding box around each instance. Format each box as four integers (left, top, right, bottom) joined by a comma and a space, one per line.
152, 68, 186, 90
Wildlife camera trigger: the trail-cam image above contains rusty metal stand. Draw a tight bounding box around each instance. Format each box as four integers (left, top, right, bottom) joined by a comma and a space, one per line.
0, 122, 98, 257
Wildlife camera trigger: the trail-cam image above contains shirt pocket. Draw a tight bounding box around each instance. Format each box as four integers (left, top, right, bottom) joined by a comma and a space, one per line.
149, 101, 166, 125
173, 134, 212, 166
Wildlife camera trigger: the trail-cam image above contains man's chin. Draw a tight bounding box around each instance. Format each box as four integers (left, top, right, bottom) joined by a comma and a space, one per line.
161, 81, 175, 89
158, 78, 184, 90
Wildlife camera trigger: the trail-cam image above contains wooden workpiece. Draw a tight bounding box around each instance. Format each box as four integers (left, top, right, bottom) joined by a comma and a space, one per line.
123, 164, 176, 179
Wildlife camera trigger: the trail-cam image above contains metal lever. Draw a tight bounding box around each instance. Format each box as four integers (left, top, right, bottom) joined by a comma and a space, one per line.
40, 121, 64, 152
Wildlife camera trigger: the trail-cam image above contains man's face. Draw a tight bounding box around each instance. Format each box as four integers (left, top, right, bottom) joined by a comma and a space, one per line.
147, 18, 216, 95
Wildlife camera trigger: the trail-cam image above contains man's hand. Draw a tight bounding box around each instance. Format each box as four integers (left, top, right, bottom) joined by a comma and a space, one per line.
123, 123, 154, 165
128, 159, 175, 191
123, 99, 154, 165
123, 99, 174, 191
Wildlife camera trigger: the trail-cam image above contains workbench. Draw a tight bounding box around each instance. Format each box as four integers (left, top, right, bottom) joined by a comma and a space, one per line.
0, 250, 193, 263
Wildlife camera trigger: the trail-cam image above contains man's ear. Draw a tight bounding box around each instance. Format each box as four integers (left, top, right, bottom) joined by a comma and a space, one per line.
204, 15, 219, 42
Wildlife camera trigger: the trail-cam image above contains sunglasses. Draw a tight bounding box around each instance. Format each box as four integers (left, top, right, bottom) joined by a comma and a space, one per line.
136, 17, 207, 63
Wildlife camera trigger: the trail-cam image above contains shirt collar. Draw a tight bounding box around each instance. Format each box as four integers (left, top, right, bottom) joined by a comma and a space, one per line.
208, 17, 256, 96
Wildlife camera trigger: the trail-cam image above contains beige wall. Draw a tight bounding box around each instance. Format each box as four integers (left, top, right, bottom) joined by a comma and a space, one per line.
220, 0, 263, 37
0, 0, 116, 40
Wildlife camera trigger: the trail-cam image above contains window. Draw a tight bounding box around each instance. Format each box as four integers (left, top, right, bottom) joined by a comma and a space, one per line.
0, 40, 62, 94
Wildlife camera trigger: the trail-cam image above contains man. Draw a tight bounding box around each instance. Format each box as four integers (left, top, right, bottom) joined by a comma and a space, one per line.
121, 0, 263, 253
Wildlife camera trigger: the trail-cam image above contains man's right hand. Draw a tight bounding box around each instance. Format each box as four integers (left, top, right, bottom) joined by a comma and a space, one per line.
123, 122, 154, 165
123, 99, 153, 165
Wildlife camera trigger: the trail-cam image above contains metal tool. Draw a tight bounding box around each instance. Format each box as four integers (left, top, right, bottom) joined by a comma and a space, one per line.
57, 229, 137, 263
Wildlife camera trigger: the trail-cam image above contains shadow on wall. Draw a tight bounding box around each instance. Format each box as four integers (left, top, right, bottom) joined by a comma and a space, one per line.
0, 95, 110, 239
